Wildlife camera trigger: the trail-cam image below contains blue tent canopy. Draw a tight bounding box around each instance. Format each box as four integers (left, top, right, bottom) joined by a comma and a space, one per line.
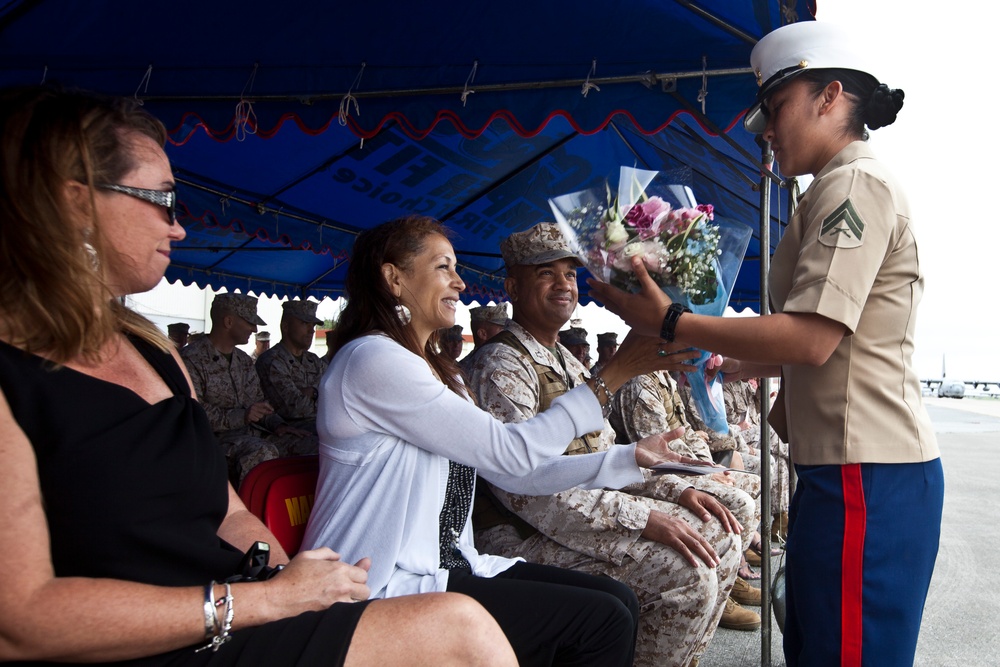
0, 0, 813, 309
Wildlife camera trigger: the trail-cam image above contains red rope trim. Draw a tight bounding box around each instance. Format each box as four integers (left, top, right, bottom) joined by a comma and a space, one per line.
840, 464, 866, 667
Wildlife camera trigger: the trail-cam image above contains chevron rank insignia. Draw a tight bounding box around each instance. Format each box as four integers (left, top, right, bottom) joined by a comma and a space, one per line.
819, 199, 865, 248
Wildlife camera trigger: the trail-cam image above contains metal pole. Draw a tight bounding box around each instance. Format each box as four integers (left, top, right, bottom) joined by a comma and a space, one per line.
757, 139, 774, 667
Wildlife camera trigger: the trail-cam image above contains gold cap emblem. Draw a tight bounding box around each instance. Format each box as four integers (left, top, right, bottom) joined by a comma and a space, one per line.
755, 68, 762, 86
798, 60, 809, 69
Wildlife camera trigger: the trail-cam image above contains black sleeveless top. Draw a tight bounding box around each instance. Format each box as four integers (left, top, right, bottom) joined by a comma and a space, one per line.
0, 336, 243, 585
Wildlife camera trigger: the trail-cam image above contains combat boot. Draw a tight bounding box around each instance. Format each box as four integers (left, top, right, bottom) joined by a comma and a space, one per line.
730, 576, 762, 607
719, 597, 761, 631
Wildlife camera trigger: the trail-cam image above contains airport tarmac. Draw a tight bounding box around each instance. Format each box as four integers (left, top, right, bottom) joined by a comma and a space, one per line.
701, 395, 1000, 667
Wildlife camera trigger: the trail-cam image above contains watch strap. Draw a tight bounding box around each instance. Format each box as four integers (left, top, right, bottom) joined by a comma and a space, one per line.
659, 303, 691, 342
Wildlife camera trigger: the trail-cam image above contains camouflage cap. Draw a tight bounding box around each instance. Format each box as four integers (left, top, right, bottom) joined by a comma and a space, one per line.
283, 299, 323, 325
440, 324, 464, 342
500, 222, 582, 269
597, 332, 618, 347
469, 303, 509, 326
255, 331, 271, 342
212, 293, 266, 326
559, 326, 589, 347
167, 322, 189, 335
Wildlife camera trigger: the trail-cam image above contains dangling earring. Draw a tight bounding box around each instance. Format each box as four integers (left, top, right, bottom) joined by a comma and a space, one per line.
82, 229, 99, 270
395, 303, 411, 325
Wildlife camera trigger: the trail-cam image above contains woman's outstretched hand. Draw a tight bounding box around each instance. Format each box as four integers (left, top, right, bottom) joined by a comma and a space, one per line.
586, 256, 674, 337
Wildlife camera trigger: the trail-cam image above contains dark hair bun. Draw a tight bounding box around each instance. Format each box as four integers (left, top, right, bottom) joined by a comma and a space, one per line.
865, 84, 905, 130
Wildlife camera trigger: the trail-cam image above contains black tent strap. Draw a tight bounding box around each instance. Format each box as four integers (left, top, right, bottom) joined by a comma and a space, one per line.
133, 67, 754, 104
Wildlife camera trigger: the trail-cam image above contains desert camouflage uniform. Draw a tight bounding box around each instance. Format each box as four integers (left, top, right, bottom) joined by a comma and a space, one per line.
181, 335, 317, 482
467, 321, 744, 667
255, 343, 327, 433
610, 371, 760, 548
678, 382, 762, 476
724, 381, 790, 514
457, 345, 485, 379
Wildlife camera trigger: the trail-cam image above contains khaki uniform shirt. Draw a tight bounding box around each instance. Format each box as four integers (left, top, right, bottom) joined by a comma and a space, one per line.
467, 321, 691, 565
769, 141, 938, 465
180, 335, 287, 437
255, 343, 327, 424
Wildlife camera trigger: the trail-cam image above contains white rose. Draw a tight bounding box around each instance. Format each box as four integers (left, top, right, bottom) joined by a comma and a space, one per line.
622, 242, 644, 257
605, 220, 629, 245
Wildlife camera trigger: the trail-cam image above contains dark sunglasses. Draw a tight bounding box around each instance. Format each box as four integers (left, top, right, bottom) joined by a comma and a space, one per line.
97, 183, 177, 222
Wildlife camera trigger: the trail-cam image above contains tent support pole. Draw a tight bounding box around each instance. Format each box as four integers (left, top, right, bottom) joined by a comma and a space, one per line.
758, 139, 774, 667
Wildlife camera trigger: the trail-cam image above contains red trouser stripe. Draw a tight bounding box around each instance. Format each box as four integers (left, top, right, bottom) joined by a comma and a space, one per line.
841, 464, 866, 667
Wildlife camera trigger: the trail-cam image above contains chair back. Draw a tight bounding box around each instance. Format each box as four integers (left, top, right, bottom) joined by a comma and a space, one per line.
262, 468, 319, 556
239, 456, 318, 517
237, 456, 319, 556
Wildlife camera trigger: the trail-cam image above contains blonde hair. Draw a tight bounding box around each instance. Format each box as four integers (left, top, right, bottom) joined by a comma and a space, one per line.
0, 85, 172, 363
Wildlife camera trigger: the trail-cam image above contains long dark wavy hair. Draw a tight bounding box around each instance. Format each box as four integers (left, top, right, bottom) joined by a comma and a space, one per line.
332, 215, 467, 398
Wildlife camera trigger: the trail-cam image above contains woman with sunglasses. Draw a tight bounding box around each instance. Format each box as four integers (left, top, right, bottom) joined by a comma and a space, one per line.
589, 21, 942, 667
0, 85, 518, 666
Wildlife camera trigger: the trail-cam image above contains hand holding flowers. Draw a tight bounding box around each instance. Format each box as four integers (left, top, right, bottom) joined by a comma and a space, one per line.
550, 167, 752, 434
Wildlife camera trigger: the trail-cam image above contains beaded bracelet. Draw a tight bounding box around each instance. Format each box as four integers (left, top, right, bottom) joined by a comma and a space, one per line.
197, 583, 233, 653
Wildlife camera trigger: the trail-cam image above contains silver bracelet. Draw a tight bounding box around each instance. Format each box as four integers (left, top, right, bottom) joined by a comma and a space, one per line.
591, 375, 614, 418
197, 583, 233, 653
201, 582, 218, 641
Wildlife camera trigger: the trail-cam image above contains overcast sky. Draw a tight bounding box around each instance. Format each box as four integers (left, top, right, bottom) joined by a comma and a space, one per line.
816, 1, 1000, 382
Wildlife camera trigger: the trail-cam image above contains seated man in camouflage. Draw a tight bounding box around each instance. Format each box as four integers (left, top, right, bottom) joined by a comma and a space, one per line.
676, 375, 760, 473
438, 324, 465, 361
610, 369, 764, 627
181, 293, 316, 484
724, 378, 790, 545
166, 322, 189, 350
250, 330, 270, 361
558, 325, 591, 368
590, 331, 618, 375
457, 304, 509, 375
255, 299, 328, 434
466, 222, 753, 666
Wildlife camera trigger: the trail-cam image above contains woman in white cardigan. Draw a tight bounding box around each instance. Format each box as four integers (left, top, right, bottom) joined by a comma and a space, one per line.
302, 216, 702, 667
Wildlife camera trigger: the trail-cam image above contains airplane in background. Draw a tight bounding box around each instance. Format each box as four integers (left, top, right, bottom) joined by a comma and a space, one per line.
920, 355, 1000, 399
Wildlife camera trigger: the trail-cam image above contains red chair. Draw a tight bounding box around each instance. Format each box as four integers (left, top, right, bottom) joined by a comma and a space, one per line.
261, 468, 319, 556
237, 456, 319, 556
238, 455, 318, 518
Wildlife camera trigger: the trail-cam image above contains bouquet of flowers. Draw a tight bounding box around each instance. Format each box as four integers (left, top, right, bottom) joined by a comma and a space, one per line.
549, 166, 752, 434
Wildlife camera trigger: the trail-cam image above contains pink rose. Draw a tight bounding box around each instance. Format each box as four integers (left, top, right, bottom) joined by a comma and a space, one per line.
624, 196, 671, 233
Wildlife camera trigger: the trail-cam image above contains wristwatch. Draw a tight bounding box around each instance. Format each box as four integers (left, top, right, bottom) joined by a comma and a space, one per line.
659, 303, 691, 343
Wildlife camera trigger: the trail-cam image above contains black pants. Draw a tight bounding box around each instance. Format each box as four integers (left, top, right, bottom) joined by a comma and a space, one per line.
447, 562, 638, 667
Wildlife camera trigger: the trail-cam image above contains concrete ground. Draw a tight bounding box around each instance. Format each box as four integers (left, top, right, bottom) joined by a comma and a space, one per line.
700, 395, 1000, 667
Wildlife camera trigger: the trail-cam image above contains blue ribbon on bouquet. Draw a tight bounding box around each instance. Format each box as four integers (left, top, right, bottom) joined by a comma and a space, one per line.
663, 239, 748, 435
